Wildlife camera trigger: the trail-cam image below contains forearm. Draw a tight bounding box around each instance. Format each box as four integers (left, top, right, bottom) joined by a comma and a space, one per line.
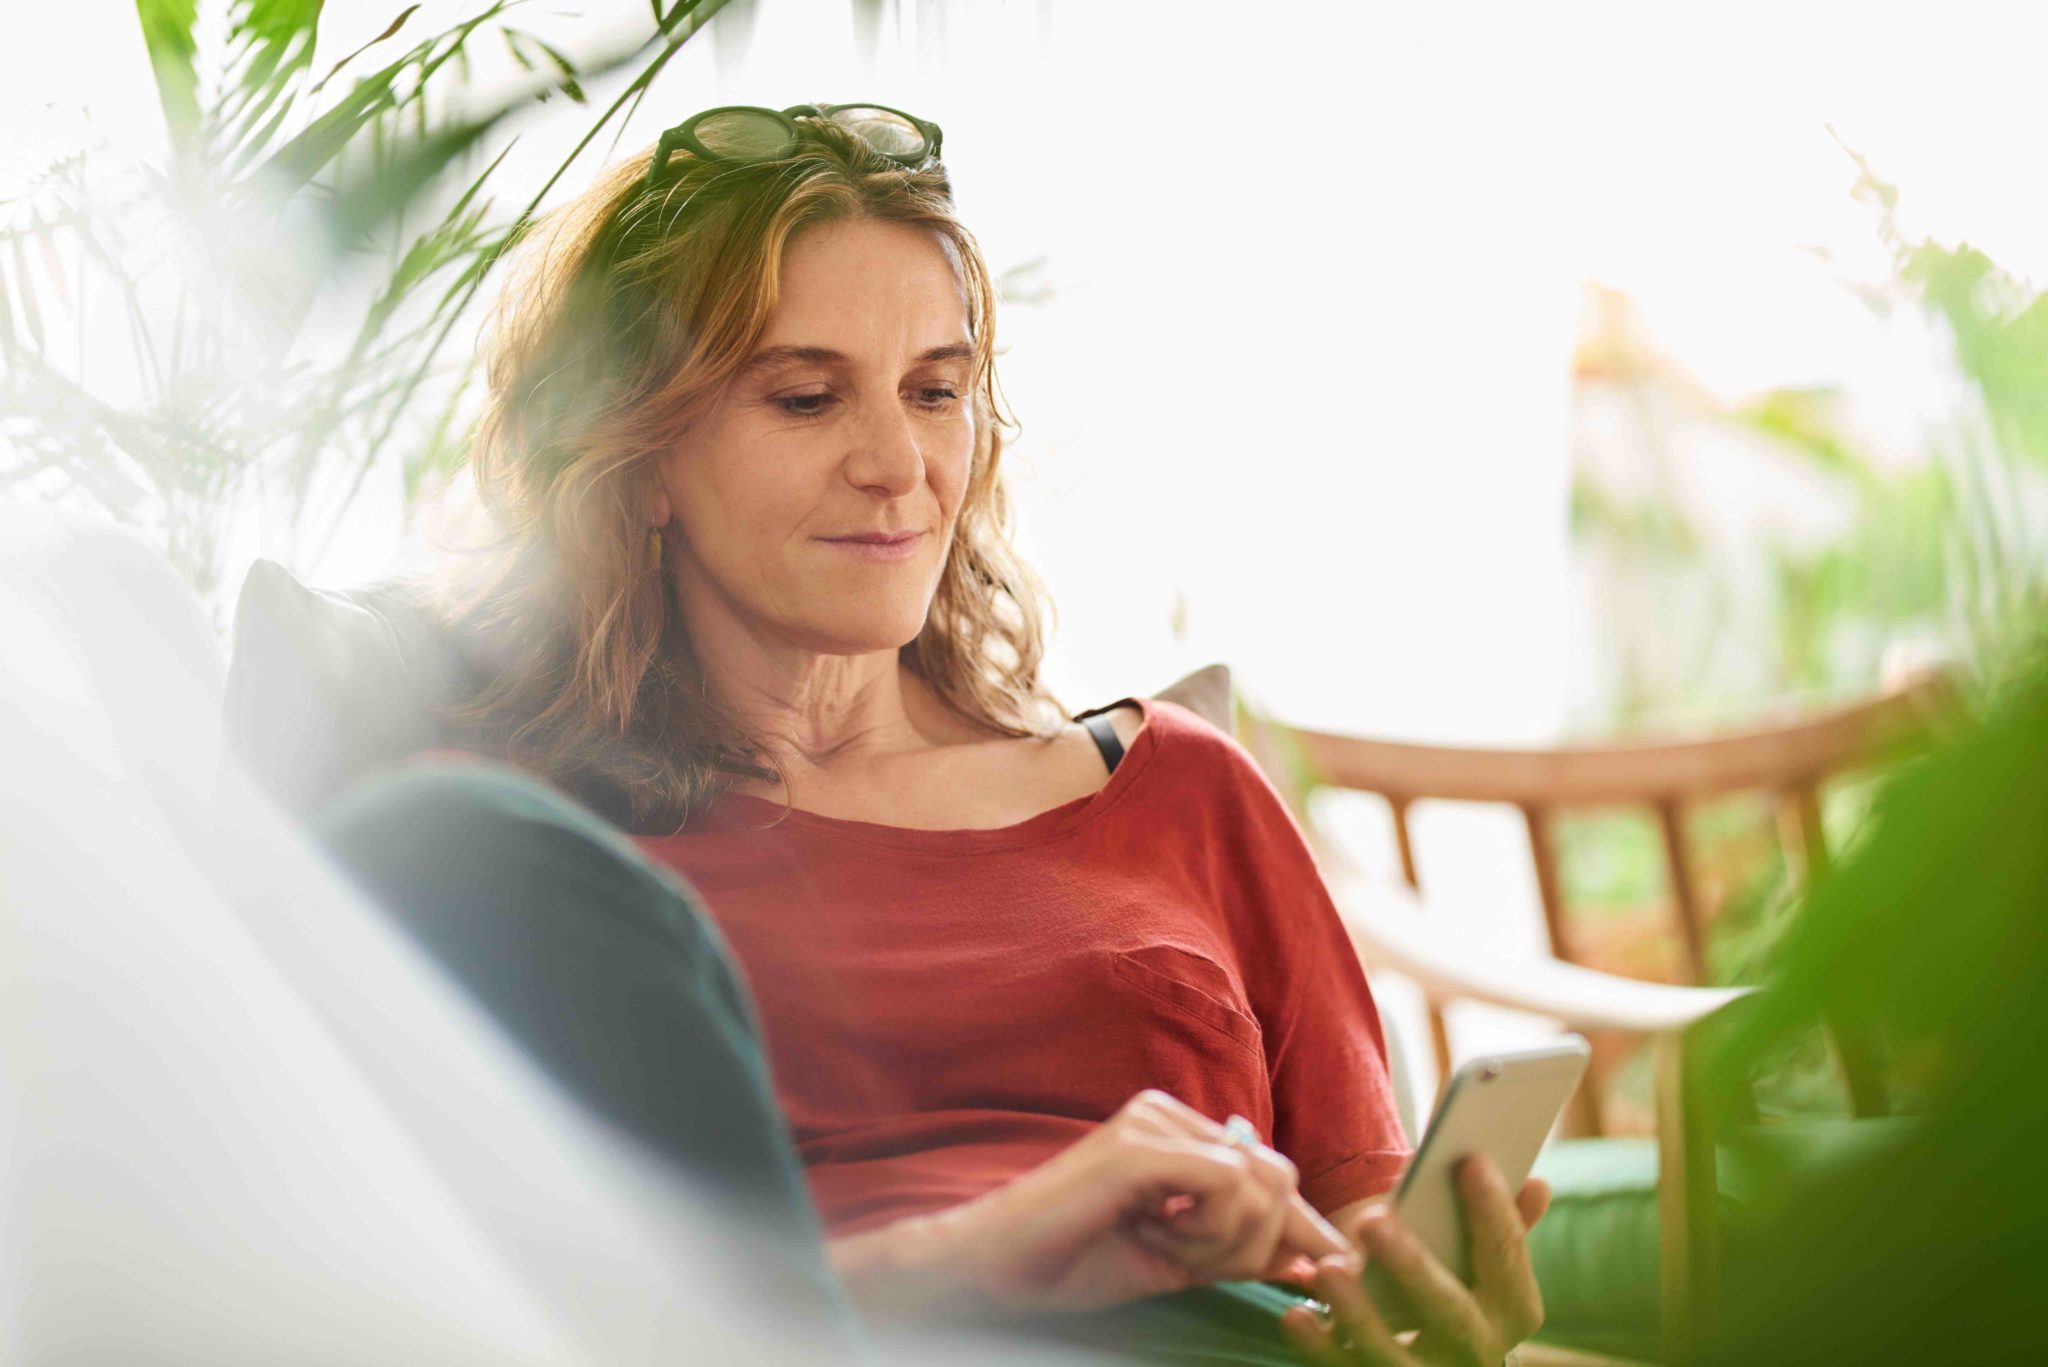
826, 1210, 988, 1324
827, 1091, 1357, 1326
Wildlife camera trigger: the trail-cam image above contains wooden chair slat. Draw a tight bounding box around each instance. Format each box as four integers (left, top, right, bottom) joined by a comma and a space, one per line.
1389, 795, 1422, 890
1781, 779, 1831, 883
1386, 796, 1453, 1091
1655, 799, 1709, 984
1522, 805, 1576, 964
1655, 1030, 1722, 1363
1291, 676, 1947, 807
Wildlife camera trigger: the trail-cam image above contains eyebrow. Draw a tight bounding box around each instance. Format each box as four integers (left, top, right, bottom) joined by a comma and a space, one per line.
734, 341, 975, 381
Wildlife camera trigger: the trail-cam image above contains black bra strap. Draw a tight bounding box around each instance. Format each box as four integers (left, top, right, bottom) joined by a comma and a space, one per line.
1080, 712, 1124, 775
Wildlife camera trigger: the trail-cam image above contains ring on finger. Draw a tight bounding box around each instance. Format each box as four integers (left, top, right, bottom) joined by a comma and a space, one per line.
1221, 1114, 1261, 1153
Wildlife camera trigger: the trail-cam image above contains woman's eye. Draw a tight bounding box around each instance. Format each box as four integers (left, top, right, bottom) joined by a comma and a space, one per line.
772, 392, 836, 418
911, 387, 963, 410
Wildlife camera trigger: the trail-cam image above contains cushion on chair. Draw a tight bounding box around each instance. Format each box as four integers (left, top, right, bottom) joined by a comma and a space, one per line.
1154, 662, 1234, 732
223, 560, 467, 816
1528, 1138, 1664, 1360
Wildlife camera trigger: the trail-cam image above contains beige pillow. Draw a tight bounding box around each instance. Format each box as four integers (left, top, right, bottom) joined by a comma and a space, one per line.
1153, 662, 1234, 733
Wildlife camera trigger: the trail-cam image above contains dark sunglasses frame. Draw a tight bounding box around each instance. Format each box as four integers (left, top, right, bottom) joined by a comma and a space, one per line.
646, 102, 944, 186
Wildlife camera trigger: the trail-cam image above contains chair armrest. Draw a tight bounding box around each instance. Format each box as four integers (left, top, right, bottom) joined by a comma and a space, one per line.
1326, 867, 1748, 1036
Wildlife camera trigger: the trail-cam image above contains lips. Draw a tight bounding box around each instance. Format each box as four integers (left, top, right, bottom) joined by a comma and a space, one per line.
816, 529, 924, 562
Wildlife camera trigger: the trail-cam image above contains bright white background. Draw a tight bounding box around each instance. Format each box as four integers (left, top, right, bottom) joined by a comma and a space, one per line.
15, 0, 2046, 739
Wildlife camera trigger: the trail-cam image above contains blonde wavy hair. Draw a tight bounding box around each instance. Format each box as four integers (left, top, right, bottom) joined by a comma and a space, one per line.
434, 114, 1064, 833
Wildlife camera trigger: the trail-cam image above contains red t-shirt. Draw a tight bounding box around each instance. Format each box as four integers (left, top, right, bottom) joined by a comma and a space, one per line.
633, 694, 1411, 1235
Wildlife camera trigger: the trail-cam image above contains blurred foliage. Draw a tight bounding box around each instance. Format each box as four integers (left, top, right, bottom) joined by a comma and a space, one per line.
1697, 661, 2048, 1364
1564, 150, 2045, 974
1553, 798, 1781, 924
0, 0, 736, 600
1561, 152, 2048, 1137
1573, 148, 2048, 715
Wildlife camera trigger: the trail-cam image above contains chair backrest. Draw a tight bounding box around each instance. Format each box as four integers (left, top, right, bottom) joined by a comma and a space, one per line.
1273, 677, 1951, 967
1236, 672, 1956, 1128
224, 558, 470, 817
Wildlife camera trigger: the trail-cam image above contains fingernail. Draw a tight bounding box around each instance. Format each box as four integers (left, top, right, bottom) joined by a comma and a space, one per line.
1281, 1305, 1329, 1346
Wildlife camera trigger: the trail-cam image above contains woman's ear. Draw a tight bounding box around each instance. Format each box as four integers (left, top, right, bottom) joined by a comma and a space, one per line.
647, 478, 673, 530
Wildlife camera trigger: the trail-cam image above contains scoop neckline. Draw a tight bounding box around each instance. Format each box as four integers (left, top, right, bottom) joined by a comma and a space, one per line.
696, 694, 1164, 854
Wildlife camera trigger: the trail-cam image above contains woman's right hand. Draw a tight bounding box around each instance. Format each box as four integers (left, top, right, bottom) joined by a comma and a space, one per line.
829, 1089, 1349, 1322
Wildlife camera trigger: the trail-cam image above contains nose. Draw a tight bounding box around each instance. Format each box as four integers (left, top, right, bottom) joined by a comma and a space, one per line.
842, 396, 925, 497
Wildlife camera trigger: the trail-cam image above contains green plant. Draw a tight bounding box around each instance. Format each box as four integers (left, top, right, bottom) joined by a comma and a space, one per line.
1560, 152, 2048, 1130
1697, 661, 2048, 1363
0, 0, 735, 604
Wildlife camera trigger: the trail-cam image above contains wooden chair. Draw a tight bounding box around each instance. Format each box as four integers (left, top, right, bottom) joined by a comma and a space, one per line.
1162, 663, 1953, 1363
1234, 671, 1952, 1134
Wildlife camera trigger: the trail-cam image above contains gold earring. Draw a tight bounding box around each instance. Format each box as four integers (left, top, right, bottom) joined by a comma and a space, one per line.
649, 526, 664, 570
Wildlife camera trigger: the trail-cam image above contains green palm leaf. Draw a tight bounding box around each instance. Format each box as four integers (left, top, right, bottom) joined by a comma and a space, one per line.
134, 0, 201, 152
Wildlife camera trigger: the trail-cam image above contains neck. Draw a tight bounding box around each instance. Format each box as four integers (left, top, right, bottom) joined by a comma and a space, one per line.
673, 577, 971, 793
707, 649, 931, 777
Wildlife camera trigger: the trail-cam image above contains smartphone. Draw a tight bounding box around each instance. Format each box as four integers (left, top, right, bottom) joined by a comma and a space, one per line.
1362, 1037, 1590, 1320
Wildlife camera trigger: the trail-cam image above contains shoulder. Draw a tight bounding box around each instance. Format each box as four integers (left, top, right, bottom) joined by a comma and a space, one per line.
1127, 702, 1343, 950
1139, 697, 1321, 857
1139, 693, 1242, 756
1077, 695, 1219, 763
1097, 700, 1144, 751
1074, 694, 1279, 805
1130, 696, 1289, 805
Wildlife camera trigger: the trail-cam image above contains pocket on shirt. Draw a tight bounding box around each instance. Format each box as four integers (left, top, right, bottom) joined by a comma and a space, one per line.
1112, 945, 1264, 1055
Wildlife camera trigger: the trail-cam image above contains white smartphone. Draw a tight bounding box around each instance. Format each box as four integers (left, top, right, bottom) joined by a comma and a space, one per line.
1362, 1037, 1590, 1320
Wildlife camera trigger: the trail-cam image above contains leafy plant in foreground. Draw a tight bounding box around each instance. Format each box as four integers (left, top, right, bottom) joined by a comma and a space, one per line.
0, 0, 734, 604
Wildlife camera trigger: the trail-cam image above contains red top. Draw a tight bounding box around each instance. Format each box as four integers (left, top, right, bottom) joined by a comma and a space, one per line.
634, 695, 1410, 1235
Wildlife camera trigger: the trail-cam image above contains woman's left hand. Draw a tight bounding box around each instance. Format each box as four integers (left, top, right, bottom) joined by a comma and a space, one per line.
1281, 1155, 1551, 1366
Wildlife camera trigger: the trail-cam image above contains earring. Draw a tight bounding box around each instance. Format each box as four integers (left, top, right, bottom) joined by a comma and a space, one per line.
649, 526, 664, 571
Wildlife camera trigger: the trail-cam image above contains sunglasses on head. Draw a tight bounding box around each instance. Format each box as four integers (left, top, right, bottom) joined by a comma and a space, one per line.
646, 102, 944, 186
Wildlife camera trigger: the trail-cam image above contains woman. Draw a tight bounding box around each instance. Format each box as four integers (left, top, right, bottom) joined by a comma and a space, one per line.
331, 102, 1549, 1365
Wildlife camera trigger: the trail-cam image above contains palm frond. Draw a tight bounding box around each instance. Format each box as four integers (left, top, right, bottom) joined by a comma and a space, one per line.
134, 0, 202, 152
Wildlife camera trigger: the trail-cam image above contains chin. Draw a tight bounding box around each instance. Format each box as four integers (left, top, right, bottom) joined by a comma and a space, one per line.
787, 563, 941, 647
807, 607, 930, 655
